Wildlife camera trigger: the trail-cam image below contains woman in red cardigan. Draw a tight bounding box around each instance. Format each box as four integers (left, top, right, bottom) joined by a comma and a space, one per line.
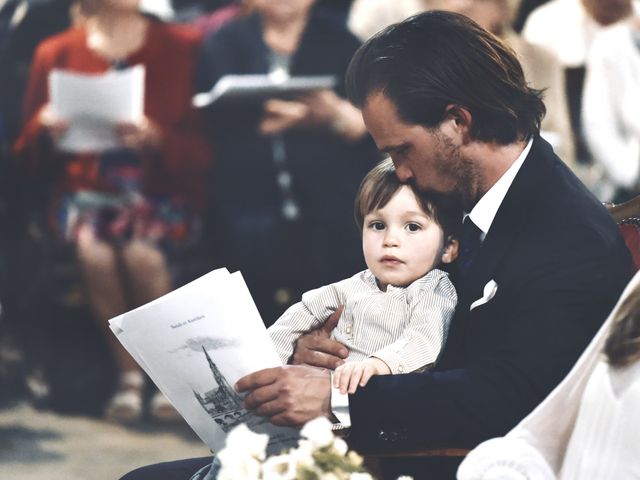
14, 0, 211, 423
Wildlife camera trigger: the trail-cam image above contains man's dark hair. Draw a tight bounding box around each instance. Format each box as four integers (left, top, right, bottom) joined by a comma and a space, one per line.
355, 158, 462, 244
346, 10, 546, 144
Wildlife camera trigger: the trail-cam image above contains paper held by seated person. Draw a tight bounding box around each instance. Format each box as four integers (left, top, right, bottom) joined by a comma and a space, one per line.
49, 65, 145, 153
108, 268, 299, 454
193, 72, 337, 108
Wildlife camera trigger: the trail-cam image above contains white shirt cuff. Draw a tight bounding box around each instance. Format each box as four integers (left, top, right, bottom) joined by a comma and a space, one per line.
330, 372, 351, 427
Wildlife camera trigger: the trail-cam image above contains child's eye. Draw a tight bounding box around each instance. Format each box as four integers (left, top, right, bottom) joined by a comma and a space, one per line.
406, 223, 422, 232
369, 221, 385, 231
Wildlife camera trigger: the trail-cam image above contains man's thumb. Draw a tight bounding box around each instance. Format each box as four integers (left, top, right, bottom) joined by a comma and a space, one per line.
322, 304, 344, 334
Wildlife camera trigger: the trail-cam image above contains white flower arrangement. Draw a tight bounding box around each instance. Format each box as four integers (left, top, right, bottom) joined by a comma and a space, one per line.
216, 417, 413, 480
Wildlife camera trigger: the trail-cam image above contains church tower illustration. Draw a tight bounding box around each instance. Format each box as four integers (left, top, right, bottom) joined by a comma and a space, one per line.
194, 346, 244, 420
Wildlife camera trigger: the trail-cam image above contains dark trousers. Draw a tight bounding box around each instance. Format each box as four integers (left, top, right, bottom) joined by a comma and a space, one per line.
119, 457, 212, 480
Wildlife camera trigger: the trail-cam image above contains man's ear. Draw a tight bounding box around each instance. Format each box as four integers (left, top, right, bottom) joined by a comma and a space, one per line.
441, 237, 459, 264
443, 104, 473, 141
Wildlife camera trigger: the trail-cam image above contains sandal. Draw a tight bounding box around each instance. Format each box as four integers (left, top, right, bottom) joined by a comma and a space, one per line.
105, 370, 144, 424
149, 391, 182, 423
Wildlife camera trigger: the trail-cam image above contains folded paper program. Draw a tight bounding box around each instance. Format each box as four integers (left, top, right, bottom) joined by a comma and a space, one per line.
108, 268, 299, 454
49, 66, 145, 152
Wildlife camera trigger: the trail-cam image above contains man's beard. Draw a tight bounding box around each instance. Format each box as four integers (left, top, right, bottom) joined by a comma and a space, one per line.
416, 130, 479, 212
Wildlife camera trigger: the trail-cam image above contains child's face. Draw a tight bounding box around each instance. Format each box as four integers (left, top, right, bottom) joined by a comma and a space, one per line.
362, 185, 446, 291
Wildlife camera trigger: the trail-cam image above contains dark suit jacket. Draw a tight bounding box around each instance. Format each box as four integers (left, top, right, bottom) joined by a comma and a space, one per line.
349, 137, 632, 452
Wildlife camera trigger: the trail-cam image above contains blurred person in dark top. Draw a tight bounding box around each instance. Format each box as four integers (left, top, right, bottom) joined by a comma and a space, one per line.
13, 0, 211, 423
196, 0, 376, 326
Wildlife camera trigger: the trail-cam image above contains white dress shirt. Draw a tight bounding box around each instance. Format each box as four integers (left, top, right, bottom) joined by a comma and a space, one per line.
467, 138, 532, 239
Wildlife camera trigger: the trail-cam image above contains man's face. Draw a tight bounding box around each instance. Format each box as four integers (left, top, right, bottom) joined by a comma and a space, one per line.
362, 91, 479, 209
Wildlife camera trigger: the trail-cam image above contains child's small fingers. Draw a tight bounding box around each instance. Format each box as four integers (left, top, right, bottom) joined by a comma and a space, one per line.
360, 368, 374, 387
333, 368, 342, 389
338, 365, 353, 394
348, 367, 363, 394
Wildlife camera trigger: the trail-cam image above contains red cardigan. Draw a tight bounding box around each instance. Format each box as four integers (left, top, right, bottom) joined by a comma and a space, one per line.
14, 21, 211, 210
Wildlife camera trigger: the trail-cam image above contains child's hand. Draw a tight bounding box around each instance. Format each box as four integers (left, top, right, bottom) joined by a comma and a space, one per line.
332, 357, 391, 394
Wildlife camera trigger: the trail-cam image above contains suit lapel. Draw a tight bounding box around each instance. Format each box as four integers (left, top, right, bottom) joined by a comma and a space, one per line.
459, 137, 553, 306
439, 138, 558, 369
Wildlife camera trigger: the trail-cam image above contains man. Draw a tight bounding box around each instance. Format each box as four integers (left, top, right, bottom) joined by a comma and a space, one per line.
121, 11, 631, 480
235, 9, 631, 474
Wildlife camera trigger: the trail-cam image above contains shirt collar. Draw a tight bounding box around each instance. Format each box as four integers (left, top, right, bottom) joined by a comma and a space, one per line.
468, 137, 533, 237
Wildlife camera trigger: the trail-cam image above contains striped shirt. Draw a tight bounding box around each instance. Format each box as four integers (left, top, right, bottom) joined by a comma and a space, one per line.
268, 268, 457, 374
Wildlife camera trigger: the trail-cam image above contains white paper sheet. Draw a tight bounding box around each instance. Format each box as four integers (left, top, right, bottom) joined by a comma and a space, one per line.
49, 65, 145, 153
109, 268, 299, 454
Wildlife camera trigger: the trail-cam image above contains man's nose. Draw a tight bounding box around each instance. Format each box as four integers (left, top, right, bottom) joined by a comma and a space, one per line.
394, 163, 414, 183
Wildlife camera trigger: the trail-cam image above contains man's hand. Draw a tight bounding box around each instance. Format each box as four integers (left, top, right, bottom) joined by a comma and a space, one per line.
235, 365, 332, 427
333, 357, 391, 394
291, 306, 348, 369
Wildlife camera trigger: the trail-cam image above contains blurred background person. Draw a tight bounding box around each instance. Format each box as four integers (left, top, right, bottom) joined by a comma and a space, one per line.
348, 0, 432, 41
13, 0, 210, 423
512, 0, 548, 30
432, 0, 576, 167
522, 0, 639, 197
191, 0, 253, 36
582, 13, 640, 203
196, 0, 376, 326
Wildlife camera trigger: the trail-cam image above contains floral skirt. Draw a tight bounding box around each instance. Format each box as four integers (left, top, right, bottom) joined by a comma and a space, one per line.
55, 190, 200, 254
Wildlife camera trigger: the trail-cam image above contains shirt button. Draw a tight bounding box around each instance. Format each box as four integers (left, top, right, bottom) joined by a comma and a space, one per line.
345, 325, 352, 334
398, 366, 404, 373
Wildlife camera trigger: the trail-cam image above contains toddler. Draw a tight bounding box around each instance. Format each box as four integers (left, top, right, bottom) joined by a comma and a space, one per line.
268, 158, 461, 394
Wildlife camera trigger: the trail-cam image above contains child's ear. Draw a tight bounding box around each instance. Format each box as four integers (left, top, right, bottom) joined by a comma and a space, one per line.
440, 237, 459, 264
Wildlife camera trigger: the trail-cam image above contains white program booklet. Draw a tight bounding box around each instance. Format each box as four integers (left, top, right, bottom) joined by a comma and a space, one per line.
49, 65, 145, 153
108, 268, 299, 454
193, 73, 337, 108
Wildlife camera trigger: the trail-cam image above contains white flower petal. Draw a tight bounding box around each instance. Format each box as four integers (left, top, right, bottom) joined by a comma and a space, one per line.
222, 423, 269, 460
217, 455, 262, 480
332, 438, 349, 456
349, 473, 374, 480
262, 453, 297, 480
300, 416, 335, 448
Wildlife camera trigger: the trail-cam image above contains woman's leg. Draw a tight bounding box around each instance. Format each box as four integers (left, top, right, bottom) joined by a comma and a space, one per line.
76, 230, 139, 374
76, 229, 144, 421
119, 240, 172, 306
119, 240, 178, 421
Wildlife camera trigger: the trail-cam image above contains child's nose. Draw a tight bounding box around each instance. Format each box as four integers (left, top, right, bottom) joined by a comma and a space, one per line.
383, 229, 400, 247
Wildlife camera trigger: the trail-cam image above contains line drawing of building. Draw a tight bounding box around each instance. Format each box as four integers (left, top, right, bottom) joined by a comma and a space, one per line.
193, 346, 248, 432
